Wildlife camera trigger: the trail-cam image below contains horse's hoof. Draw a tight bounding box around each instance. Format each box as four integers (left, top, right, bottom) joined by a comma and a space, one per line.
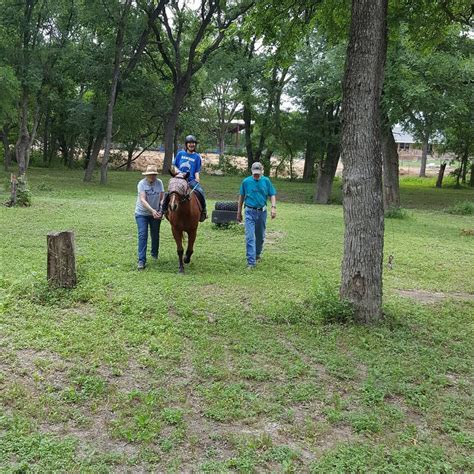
178, 268, 184, 274
184, 257, 190, 264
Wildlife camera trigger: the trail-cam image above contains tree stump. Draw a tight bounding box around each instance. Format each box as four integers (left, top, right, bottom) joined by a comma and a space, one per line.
47, 231, 77, 288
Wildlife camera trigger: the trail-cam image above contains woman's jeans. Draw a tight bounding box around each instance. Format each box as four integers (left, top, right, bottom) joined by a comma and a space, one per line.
135, 214, 161, 264
244, 208, 267, 266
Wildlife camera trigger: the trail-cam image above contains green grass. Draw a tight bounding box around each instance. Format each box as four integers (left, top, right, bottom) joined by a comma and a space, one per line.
0, 168, 473, 471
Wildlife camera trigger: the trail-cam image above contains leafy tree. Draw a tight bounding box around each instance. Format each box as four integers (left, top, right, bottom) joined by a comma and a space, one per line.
147, 0, 254, 174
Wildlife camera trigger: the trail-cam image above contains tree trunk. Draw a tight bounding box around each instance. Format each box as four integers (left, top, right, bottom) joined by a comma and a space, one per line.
100, 0, 131, 185
243, 99, 253, 170
315, 144, 340, 204
126, 140, 137, 171
1, 125, 12, 171
162, 84, 188, 173
16, 93, 30, 175
47, 231, 77, 288
470, 162, 474, 187
382, 125, 400, 209
340, 0, 388, 323
436, 162, 447, 188
303, 140, 317, 181
84, 132, 104, 182
84, 132, 94, 170
461, 152, 468, 184
43, 104, 50, 166
419, 137, 429, 177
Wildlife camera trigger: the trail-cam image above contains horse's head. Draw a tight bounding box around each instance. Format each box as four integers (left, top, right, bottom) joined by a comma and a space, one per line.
168, 175, 190, 211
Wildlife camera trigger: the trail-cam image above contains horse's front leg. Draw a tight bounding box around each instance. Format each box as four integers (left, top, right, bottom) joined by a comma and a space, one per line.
184, 228, 197, 264
172, 227, 185, 273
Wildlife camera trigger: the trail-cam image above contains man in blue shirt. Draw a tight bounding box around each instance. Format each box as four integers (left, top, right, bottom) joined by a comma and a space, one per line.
237, 162, 277, 269
159, 135, 207, 222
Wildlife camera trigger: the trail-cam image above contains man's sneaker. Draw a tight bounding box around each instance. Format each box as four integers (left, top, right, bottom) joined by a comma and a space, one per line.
137, 261, 145, 270
246, 264, 256, 270
199, 210, 208, 222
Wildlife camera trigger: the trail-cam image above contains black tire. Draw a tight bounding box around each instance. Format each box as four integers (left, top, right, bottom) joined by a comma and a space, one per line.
211, 209, 238, 225
215, 201, 238, 211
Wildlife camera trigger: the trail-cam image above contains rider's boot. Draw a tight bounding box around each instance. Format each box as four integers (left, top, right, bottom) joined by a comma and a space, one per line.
159, 193, 170, 219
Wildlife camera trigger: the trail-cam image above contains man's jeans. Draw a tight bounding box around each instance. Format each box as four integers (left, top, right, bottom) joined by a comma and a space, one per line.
135, 214, 161, 264
244, 208, 267, 266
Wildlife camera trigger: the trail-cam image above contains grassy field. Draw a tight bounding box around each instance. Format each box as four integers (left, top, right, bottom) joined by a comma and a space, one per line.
1, 168, 473, 472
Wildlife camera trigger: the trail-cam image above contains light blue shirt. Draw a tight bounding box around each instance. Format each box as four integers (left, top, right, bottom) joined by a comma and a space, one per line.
135, 178, 164, 215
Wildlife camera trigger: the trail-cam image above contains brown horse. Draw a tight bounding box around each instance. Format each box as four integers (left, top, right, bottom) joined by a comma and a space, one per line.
166, 172, 201, 273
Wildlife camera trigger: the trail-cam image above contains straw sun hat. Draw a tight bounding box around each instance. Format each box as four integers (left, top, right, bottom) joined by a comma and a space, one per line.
142, 165, 159, 175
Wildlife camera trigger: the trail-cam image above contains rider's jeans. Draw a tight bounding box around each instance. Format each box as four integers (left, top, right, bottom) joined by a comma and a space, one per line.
244, 208, 267, 266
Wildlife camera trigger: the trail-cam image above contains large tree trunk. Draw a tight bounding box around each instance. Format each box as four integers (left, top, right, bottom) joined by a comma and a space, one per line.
382, 125, 400, 209
315, 143, 340, 204
436, 162, 447, 188
469, 161, 474, 187
340, 0, 388, 323
419, 136, 429, 177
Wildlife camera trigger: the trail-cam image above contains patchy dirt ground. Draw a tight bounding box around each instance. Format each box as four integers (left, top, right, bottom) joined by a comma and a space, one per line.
397, 289, 474, 304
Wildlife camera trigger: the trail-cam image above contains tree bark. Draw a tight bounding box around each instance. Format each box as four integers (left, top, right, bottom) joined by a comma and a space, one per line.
419, 136, 429, 177
1, 125, 12, 171
84, 132, 104, 182
47, 231, 77, 288
162, 83, 188, 173
100, 0, 132, 185
469, 162, 474, 187
16, 93, 30, 175
461, 152, 468, 184
315, 143, 340, 204
382, 125, 400, 209
340, 0, 388, 323
436, 162, 447, 188
42, 103, 50, 166
243, 99, 253, 170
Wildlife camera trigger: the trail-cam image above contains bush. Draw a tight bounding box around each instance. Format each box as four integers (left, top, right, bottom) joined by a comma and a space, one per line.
445, 201, 474, 215
385, 207, 408, 219
306, 280, 354, 324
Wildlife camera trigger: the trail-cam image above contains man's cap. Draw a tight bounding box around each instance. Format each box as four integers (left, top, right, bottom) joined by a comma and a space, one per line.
251, 162, 263, 175
142, 165, 159, 175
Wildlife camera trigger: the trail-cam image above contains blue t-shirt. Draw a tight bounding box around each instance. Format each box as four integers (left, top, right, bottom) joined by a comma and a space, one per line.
239, 176, 276, 209
135, 178, 164, 215
174, 151, 202, 182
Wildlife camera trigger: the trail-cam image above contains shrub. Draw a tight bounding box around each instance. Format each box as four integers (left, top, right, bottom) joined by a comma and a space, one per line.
445, 201, 474, 215
385, 207, 408, 219
307, 280, 354, 324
